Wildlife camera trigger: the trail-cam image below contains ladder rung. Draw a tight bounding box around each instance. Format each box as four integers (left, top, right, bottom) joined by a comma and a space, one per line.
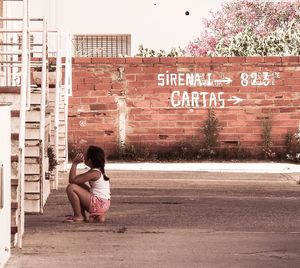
0, 61, 22, 64
32, 51, 56, 54
0, 29, 22, 33
0, 62, 42, 67
0, 64, 21, 67
0, 43, 43, 46
0, 51, 21, 55
0, 43, 20, 46
0, 50, 49, 55
31, 30, 58, 33
0, 18, 43, 21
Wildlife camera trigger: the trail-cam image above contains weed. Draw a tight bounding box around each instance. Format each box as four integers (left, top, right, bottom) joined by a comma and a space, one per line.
47, 146, 58, 172
262, 118, 276, 159
201, 108, 221, 157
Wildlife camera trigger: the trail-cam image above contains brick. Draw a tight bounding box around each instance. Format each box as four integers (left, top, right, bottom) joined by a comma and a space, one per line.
195, 57, 212, 63
126, 58, 143, 64
211, 57, 229, 63
142, 58, 160, 64
245, 57, 264, 63
90, 104, 106, 110
91, 58, 111, 64
128, 81, 145, 87
80, 98, 97, 104
111, 83, 125, 89
228, 57, 245, 63
94, 84, 111, 91
105, 58, 124, 64
279, 107, 296, 113
72, 77, 85, 84
125, 74, 136, 81
281, 56, 299, 63
177, 57, 195, 63
136, 74, 154, 81
284, 78, 300, 85
77, 84, 95, 91
159, 58, 177, 64
69, 59, 300, 156
263, 57, 282, 63
126, 66, 143, 73
73, 58, 92, 64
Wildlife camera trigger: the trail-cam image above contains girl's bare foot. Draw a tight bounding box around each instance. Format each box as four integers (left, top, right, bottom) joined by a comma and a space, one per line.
88, 215, 105, 223
64, 216, 85, 223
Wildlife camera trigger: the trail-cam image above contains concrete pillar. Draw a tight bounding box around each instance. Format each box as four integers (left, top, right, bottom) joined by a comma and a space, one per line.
117, 97, 126, 146
0, 103, 11, 267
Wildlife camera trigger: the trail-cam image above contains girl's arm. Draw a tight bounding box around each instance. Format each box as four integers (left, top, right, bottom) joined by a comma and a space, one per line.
68, 153, 84, 183
71, 169, 100, 185
69, 153, 100, 184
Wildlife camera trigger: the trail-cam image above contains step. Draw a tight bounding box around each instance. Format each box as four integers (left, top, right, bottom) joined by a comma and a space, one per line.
11, 155, 18, 162
24, 163, 40, 175
0, 86, 20, 94
25, 156, 41, 164
11, 226, 18, 235
11, 116, 20, 133
24, 199, 40, 213
12, 140, 18, 155
11, 201, 18, 209
11, 187, 18, 201
11, 133, 19, 140
25, 123, 40, 139
25, 175, 40, 182
30, 91, 42, 105
25, 144, 40, 157
0, 94, 19, 109
26, 109, 41, 122
25, 180, 40, 193
11, 178, 18, 187
25, 193, 40, 201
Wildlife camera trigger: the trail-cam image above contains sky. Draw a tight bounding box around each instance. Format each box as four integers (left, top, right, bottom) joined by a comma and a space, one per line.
9, 0, 231, 54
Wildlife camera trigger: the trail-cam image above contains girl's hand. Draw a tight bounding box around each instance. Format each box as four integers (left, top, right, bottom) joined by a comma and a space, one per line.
73, 153, 84, 164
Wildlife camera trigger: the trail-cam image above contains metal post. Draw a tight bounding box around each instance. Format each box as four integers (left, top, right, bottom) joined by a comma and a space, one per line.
26, 11, 30, 109
18, 0, 29, 249
63, 33, 72, 171
39, 18, 47, 213
54, 33, 61, 189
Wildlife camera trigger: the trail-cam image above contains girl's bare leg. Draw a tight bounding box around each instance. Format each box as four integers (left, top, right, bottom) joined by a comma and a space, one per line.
66, 183, 91, 221
78, 183, 90, 219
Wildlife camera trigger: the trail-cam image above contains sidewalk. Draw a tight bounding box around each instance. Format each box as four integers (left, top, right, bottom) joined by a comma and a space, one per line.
104, 162, 300, 173
6, 165, 300, 268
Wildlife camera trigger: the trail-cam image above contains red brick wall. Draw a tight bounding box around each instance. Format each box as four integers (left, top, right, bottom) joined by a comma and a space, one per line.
69, 57, 300, 157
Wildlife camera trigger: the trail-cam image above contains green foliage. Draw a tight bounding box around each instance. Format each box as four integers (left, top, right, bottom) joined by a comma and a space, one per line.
135, 44, 186, 57
286, 127, 300, 162
118, 142, 150, 161
47, 146, 58, 172
201, 109, 221, 155
262, 118, 276, 159
214, 21, 300, 56
187, 0, 300, 56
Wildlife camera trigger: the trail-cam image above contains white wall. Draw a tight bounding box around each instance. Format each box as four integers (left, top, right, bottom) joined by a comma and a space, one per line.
26, 0, 229, 55
0, 104, 11, 268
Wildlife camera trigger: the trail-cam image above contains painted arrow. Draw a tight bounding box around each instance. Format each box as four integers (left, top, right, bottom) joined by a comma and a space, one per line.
214, 77, 233, 85
228, 96, 243, 105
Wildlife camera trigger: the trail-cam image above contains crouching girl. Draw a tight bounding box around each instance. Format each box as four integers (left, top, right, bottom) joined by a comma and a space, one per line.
66, 145, 111, 223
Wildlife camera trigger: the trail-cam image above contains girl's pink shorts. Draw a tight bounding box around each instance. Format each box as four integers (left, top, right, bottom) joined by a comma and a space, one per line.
89, 195, 110, 216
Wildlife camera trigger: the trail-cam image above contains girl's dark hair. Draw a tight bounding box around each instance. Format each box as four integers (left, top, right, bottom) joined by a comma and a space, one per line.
86, 145, 110, 181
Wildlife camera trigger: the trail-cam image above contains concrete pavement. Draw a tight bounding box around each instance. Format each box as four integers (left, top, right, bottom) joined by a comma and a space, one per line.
5, 166, 300, 268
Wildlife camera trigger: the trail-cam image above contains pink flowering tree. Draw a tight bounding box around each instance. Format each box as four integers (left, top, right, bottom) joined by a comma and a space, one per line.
187, 0, 300, 56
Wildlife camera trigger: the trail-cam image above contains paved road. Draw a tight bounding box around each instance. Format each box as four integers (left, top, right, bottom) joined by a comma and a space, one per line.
6, 171, 300, 268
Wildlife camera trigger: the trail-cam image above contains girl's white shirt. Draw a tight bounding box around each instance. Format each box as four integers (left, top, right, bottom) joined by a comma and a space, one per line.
89, 168, 111, 200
